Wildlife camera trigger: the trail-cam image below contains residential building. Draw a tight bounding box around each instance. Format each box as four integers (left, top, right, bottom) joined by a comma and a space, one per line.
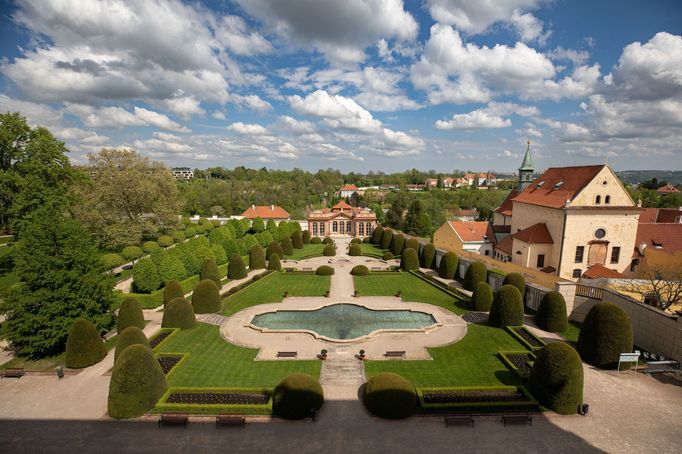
629, 221, 682, 275
433, 220, 496, 256
425, 177, 457, 189
656, 184, 680, 194
406, 184, 426, 191
451, 209, 479, 221
240, 205, 290, 222
307, 201, 377, 238
463, 172, 497, 187
339, 184, 359, 198
171, 167, 194, 180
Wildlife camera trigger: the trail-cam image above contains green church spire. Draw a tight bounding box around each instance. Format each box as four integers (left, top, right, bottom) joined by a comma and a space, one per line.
517, 140, 535, 191
519, 140, 534, 171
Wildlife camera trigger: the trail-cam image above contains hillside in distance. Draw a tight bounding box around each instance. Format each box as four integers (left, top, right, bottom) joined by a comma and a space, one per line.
617, 170, 682, 185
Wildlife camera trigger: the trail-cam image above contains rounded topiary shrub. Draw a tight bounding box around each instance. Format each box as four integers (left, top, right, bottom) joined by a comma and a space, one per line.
503, 272, 526, 298
363, 373, 417, 419
272, 373, 324, 420
142, 241, 160, 253
323, 236, 334, 245
405, 238, 419, 252
291, 231, 304, 249
536, 291, 568, 333
266, 241, 284, 260
310, 236, 322, 245
162, 297, 196, 329
528, 343, 583, 415
371, 225, 384, 245
576, 303, 633, 369
114, 326, 149, 362
488, 285, 524, 327
163, 280, 184, 307
268, 254, 282, 271
350, 238, 362, 244
122, 246, 143, 262
351, 265, 370, 276
348, 244, 361, 256
472, 281, 494, 312
463, 261, 487, 291
108, 344, 168, 419
65, 318, 107, 369
302, 230, 311, 244
400, 248, 420, 271
249, 245, 266, 270
117, 296, 145, 334
133, 258, 161, 293
200, 258, 221, 288
158, 255, 187, 284
101, 253, 125, 270
227, 254, 247, 280
323, 244, 336, 256
316, 265, 334, 276
390, 234, 405, 257
382, 251, 394, 260
281, 237, 294, 256
420, 243, 436, 268
380, 228, 393, 250
438, 251, 459, 279
157, 235, 174, 248
192, 279, 221, 314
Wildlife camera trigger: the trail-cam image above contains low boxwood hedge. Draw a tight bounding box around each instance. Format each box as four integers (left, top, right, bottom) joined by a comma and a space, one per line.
416, 385, 539, 414
154, 386, 273, 416
316, 265, 334, 275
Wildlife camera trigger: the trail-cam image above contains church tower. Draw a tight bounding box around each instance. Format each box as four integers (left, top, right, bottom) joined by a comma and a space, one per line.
518, 140, 534, 192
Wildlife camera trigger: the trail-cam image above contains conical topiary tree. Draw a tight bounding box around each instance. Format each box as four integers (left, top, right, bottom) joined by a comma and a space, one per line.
280, 237, 293, 256
390, 234, 405, 256
108, 344, 168, 419
400, 248, 419, 271
536, 291, 568, 333
191, 279, 221, 314
420, 243, 436, 268
371, 225, 384, 245
291, 231, 303, 249
472, 281, 494, 312
114, 326, 150, 362
302, 230, 311, 244
463, 261, 487, 291
503, 272, 526, 298
438, 252, 459, 279
488, 285, 524, 327
528, 343, 583, 415
576, 303, 633, 369
162, 297, 196, 329
227, 254, 247, 279
65, 318, 107, 369
117, 296, 145, 334
163, 280, 184, 307
380, 228, 393, 250
200, 258, 221, 288
268, 253, 282, 271
405, 237, 419, 253
266, 241, 284, 261
249, 244, 266, 269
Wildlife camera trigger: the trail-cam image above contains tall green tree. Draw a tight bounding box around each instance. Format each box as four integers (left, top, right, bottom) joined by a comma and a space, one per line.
404, 199, 432, 237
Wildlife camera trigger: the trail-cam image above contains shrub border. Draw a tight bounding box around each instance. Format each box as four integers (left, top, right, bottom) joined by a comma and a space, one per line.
497, 351, 536, 380
416, 385, 540, 413
154, 386, 273, 416
505, 326, 547, 351
220, 270, 273, 298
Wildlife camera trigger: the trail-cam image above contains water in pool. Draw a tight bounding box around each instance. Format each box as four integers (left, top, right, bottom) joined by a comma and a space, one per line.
250, 303, 437, 340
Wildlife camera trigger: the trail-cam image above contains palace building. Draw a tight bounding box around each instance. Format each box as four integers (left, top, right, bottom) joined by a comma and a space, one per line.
307, 201, 377, 238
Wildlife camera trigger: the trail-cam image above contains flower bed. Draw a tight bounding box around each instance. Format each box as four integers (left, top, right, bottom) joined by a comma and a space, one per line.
506, 326, 546, 351
154, 387, 273, 416
416, 386, 539, 414
498, 351, 536, 379
149, 328, 177, 350
155, 352, 187, 376
166, 391, 270, 405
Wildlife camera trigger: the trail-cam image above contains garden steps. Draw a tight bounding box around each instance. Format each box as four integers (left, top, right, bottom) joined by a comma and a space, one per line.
319, 357, 365, 387
196, 313, 230, 326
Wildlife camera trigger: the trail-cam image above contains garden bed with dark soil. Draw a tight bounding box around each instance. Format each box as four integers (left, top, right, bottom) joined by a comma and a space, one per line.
149, 330, 173, 349
166, 392, 271, 405
508, 326, 545, 350
157, 355, 182, 375
500, 352, 535, 377
422, 388, 531, 404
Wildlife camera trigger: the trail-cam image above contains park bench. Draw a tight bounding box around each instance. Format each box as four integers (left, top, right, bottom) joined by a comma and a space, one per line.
277, 351, 297, 359
645, 360, 679, 374
384, 351, 406, 358
1, 368, 25, 378
445, 415, 474, 427
216, 415, 246, 428
158, 414, 188, 428
502, 414, 532, 426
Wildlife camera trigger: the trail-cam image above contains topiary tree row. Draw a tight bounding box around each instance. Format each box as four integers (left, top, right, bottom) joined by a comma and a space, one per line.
249, 245, 266, 270
576, 303, 632, 369
291, 231, 303, 249
117, 297, 145, 334
471, 281, 493, 312
463, 261, 486, 291
268, 254, 282, 271
400, 248, 419, 271
405, 237, 419, 253
310, 237, 322, 244
528, 343, 583, 415
266, 241, 284, 260
438, 251, 459, 279
227, 254, 247, 280
380, 228, 393, 250
390, 234, 405, 256
371, 225, 384, 245
281, 237, 294, 256
114, 326, 149, 362
503, 272, 526, 298
200, 258, 221, 288
348, 244, 361, 256
162, 297, 196, 329
382, 251, 394, 260
420, 243, 435, 268
302, 230, 311, 244
536, 291, 568, 332
488, 285, 524, 327
192, 279, 221, 314
163, 280, 184, 307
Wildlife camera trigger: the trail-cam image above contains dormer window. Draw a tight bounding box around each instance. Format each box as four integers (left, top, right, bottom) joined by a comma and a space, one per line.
595, 195, 601, 204
536, 181, 545, 188
554, 181, 564, 190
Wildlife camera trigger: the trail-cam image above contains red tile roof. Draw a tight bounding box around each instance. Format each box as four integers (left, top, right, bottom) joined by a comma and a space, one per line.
635, 223, 682, 255
582, 264, 626, 279
449, 221, 496, 244
638, 208, 659, 223
511, 223, 553, 244
512, 165, 605, 209
495, 235, 513, 255
656, 184, 680, 193
494, 188, 518, 216
333, 200, 352, 210
241, 205, 290, 219
340, 184, 358, 191
656, 208, 682, 223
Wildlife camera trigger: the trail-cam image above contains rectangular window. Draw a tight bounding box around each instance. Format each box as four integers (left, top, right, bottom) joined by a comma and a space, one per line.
575, 246, 584, 263
572, 269, 582, 278
611, 246, 620, 264
536, 254, 545, 268
630, 258, 639, 272
485, 249, 490, 256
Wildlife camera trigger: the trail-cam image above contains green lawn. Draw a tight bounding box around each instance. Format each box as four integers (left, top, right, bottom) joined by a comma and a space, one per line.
0, 335, 118, 371
560, 321, 582, 344
286, 243, 325, 260
353, 272, 468, 315
359, 243, 389, 257
155, 323, 320, 387
221, 272, 330, 316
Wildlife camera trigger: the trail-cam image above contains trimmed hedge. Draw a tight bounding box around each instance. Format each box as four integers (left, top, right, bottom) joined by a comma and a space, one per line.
192, 279, 221, 314
108, 344, 168, 419
122, 246, 144, 262
200, 258, 221, 288
405, 237, 419, 252
163, 280, 184, 307
101, 253, 125, 270
400, 248, 420, 271
117, 296, 145, 334
380, 228, 393, 250
503, 272, 526, 298
488, 285, 524, 327
291, 231, 303, 249
472, 281, 494, 312
227, 254, 247, 279
158, 235, 174, 248
162, 297, 196, 329
133, 258, 161, 293
65, 318, 107, 369
268, 254, 282, 271
576, 303, 633, 369
114, 326, 149, 362
348, 244, 361, 256
266, 241, 284, 260
310, 236, 322, 244
350, 238, 362, 244
351, 265, 370, 276
371, 225, 384, 244
158, 255, 187, 284
536, 291, 568, 333
323, 244, 336, 256
249, 245, 266, 270
438, 251, 459, 279
390, 234, 405, 256
272, 373, 324, 420
382, 251, 394, 260
463, 261, 487, 291
302, 230, 311, 244
281, 237, 294, 256
316, 265, 334, 276
420, 243, 436, 268
142, 241, 160, 253
323, 236, 334, 245
528, 343, 583, 415
363, 373, 417, 419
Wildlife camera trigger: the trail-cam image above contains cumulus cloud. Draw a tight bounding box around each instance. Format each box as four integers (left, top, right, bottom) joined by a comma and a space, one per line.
278, 115, 317, 134
66, 104, 189, 132
509, 10, 551, 45
435, 102, 539, 130
213, 15, 272, 56
228, 94, 273, 112
426, 0, 542, 34
163, 96, 205, 120
227, 122, 269, 135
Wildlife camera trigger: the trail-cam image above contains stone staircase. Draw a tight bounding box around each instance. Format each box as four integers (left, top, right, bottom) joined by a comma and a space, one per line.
319, 357, 366, 387
196, 313, 229, 326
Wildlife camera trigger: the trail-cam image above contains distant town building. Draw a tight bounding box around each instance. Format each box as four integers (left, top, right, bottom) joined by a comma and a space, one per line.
339, 184, 359, 198
406, 184, 425, 191
307, 201, 377, 238
656, 183, 680, 194
241, 205, 290, 222
433, 220, 496, 256
171, 167, 194, 180
463, 172, 497, 187
451, 209, 479, 221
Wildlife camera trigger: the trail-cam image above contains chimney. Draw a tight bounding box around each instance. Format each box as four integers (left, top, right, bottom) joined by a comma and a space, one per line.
271, 204, 274, 210
637, 199, 642, 207
251, 204, 255, 210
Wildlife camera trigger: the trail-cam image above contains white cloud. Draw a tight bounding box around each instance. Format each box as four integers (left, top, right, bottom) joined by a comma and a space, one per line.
289, 90, 382, 133
228, 94, 273, 112
426, 0, 541, 34
436, 102, 539, 130
548, 46, 590, 66
0, 94, 63, 127
133, 107, 188, 132
213, 15, 272, 56
227, 122, 269, 135
509, 10, 551, 45
67, 104, 189, 132
163, 96, 205, 120
278, 115, 317, 134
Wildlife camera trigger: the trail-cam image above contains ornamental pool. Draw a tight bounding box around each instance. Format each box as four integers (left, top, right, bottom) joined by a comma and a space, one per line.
250, 303, 437, 340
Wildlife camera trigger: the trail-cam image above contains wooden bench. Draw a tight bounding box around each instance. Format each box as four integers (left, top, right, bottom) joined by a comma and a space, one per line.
502, 414, 532, 426
445, 415, 474, 427
277, 351, 297, 359
216, 415, 245, 428
158, 414, 188, 428
384, 351, 406, 358
645, 360, 679, 374
2, 368, 25, 378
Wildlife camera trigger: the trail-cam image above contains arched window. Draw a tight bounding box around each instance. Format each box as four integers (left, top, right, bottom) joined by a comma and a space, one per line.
332, 221, 338, 233
312, 223, 318, 236
605, 195, 611, 204
595, 195, 601, 204
320, 223, 325, 235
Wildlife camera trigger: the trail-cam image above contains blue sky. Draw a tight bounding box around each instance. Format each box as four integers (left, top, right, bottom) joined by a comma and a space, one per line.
0, 0, 680, 173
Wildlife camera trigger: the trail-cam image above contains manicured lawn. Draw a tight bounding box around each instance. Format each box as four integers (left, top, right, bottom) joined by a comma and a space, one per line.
0, 335, 118, 370
286, 243, 325, 260
353, 272, 468, 315
155, 323, 320, 387
560, 321, 582, 344
359, 243, 389, 257
221, 272, 330, 316
364, 322, 526, 387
